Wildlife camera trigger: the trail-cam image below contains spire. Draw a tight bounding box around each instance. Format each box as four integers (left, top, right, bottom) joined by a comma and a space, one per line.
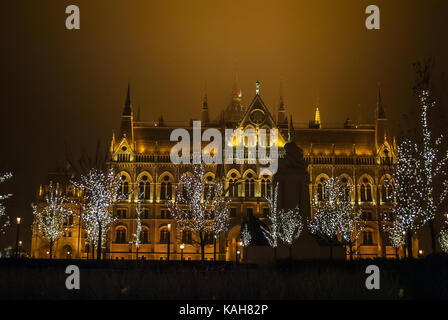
309, 98, 321, 129
110, 131, 115, 153
288, 115, 295, 142
255, 80, 260, 95
232, 73, 242, 101
315, 107, 321, 125
122, 83, 132, 116
376, 83, 386, 119
201, 94, 209, 124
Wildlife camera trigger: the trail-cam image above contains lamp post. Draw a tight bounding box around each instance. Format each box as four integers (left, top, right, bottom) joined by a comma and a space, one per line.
167, 223, 171, 261
235, 240, 240, 264
239, 241, 243, 264
18, 241, 22, 258
180, 243, 184, 261
15, 217, 21, 258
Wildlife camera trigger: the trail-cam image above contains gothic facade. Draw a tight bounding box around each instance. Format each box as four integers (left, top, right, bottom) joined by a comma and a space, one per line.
31, 81, 417, 260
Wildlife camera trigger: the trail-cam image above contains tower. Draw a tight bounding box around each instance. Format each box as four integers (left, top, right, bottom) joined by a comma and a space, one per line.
120, 83, 134, 142
309, 98, 321, 129
375, 85, 389, 152
201, 94, 210, 125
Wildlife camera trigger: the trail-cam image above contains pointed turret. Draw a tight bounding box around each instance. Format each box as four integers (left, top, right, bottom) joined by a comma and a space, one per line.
288, 115, 295, 142
110, 131, 116, 153
232, 73, 242, 102
376, 85, 386, 119
120, 83, 134, 142
309, 98, 321, 129
315, 107, 321, 126
123, 83, 132, 116
375, 84, 390, 153
201, 94, 210, 125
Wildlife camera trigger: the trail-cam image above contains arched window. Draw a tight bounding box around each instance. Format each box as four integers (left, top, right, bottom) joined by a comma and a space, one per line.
160, 228, 169, 244
182, 230, 192, 244
340, 177, 351, 202
116, 228, 126, 244
244, 172, 255, 198
360, 177, 373, 202
227, 172, 239, 198
140, 229, 149, 244
382, 178, 394, 203
138, 175, 151, 200
317, 177, 327, 201
119, 175, 130, 199
160, 175, 172, 200
260, 175, 271, 198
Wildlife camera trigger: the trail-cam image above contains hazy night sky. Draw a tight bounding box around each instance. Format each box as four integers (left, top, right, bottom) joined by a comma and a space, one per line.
0, 0, 447, 251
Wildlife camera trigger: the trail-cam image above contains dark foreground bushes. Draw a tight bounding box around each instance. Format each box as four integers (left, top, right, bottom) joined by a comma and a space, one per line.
0, 255, 447, 299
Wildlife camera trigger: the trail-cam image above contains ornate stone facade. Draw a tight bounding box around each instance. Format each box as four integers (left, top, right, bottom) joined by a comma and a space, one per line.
32, 82, 415, 260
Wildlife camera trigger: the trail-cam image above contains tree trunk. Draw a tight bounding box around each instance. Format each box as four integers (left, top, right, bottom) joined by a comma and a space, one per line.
407, 231, 413, 259
273, 247, 277, 261
49, 240, 53, 260
395, 247, 399, 259
429, 220, 437, 254
349, 240, 353, 261
289, 245, 293, 260
97, 224, 102, 261
136, 246, 139, 260
329, 245, 333, 260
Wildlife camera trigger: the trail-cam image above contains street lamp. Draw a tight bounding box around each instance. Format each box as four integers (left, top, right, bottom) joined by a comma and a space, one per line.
180, 243, 185, 261
167, 223, 171, 261
15, 217, 21, 258
235, 240, 241, 264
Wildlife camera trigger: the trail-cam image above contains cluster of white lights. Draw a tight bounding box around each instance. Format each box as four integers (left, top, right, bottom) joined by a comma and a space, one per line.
0, 172, 12, 233
72, 168, 121, 251
31, 181, 73, 256
390, 89, 448, 250
261, 183, 303, 248
168, 162, 230, 251
240, 224, 252, 247
308, 177, 364, 245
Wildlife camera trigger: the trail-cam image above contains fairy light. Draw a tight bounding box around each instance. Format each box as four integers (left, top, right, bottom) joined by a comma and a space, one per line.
240, 224, 251, 247
130, 195, 143, 251
168, 162, 230, 260
390, 138, 422, 249
261, 183, 280, 248
261, 183, 303, 248
31, 181, 73, 257
72, 168, 121, 254
309, 177, 364, 246
439, 228, 448, 253
0, 172, 12, 233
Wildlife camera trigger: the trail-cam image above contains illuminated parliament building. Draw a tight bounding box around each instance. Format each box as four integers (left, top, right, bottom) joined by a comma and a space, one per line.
31, 80, 410, 261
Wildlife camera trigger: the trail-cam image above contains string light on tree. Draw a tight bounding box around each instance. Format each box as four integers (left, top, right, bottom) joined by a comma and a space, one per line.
309, 177, 364, 259
240, 224, 251, 247
168, 161, 230, 261
0, 172, 12, 234
390, 138, 423, 258
72, 168, 121, 260
31, 181, 73, 259
130, 194, 143, 260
